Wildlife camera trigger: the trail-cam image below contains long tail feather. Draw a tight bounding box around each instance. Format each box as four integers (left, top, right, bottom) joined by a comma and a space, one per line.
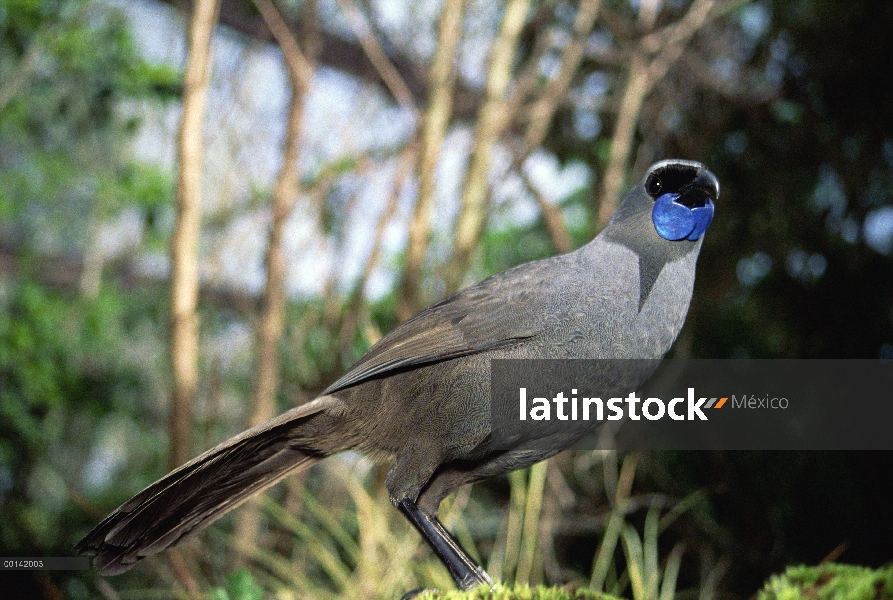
75, 396, 340, 575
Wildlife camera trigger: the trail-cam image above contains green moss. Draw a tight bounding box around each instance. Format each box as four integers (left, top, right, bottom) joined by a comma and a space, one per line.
758, 564, 893, 600
416, 583, 625, 600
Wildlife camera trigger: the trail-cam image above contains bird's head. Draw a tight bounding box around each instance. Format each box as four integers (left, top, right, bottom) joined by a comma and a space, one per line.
606, 160, 719, 246
643, 160, 718, 241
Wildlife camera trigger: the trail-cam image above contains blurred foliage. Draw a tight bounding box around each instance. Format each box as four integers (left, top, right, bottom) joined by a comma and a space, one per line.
0, 0, 178, 596
686, 2, 893, 359
211, 569, 265, 600
0, 0, 178, 250
0, 281, 167, 596
416, 564, 893, 600
420, 584, 624, 599
160, 455, 694, 599
757, 564, 893, 600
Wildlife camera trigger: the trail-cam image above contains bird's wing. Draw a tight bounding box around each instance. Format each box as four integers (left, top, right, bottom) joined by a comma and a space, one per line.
323, 257, 564, 395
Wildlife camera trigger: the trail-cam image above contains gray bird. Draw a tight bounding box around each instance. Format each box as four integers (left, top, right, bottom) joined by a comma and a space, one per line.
75, 159, 718, 591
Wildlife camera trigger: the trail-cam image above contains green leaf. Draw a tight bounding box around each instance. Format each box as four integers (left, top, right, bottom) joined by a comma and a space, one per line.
225, 569, 265, 600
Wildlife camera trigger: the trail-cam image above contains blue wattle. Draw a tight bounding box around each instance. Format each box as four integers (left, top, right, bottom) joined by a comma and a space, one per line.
652, 193, 715, 241
687, 201, 715, 241
652, 193, 695, 241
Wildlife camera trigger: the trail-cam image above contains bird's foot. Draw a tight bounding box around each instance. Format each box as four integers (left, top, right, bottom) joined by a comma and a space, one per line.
398, 498, 495, 592
457, 565, 492, 590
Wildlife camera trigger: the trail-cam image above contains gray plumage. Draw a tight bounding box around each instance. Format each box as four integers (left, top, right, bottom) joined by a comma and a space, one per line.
76, 159, 719, 585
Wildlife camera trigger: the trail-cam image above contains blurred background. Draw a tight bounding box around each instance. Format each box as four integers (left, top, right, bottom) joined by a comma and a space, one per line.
1, 0, 892, 597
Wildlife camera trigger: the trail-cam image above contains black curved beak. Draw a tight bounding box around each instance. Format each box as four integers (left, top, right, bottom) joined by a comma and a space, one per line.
677, 169, 720, 208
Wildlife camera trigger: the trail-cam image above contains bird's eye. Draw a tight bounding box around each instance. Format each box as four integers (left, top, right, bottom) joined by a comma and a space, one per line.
645, 173, 663, 197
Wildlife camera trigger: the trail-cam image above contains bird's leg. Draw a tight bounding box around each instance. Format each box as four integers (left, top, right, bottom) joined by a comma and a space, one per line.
397, 498, 492, 591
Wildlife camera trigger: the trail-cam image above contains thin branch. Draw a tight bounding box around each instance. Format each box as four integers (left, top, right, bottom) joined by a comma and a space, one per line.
355, 148, 414, 306
399, 0, 468, 318
596, 0, 739, 227
340, 146, 415, 355
645, 0, 715, 85
235, 0, 318, 562
335, 0, 417, 114
637, 0, 662, 31
504, 0, 599, 248
169, 0, 221, 470
78, 220, 104, 299
498, 1, 561, 131
182, 0, 442, 109
641, 0, 713, 54
252, 0, 314, 90
168, 548, 201, 595
247, 0, 317, 429
520, 0, 601, 159
679, 50, 778, 104
444, 0, 533, 294
355, 0, 393, 51
518, 165, 573, 254
255, 0, 365, 158
596, 50, 649, 227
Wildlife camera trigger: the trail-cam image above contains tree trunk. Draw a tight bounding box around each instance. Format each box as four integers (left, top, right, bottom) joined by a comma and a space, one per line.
233, 0, 317, 564
399, 0, 468, 319
444, 0, 532, 295
247, 0, 315, 431
595, 50, 649, 229
169, 0, 220, 470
